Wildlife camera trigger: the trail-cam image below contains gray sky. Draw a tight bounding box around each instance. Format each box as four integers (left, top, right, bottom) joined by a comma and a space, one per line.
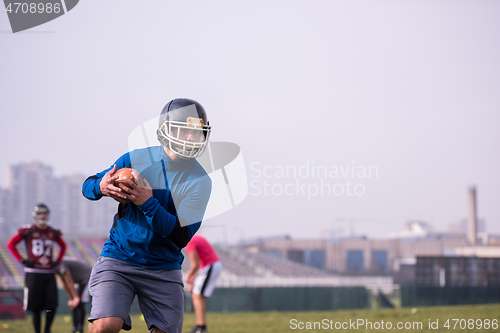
1, 1, 499, 244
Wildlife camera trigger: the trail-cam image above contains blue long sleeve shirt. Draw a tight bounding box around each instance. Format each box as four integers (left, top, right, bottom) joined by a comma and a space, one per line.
82, 146, 212, 270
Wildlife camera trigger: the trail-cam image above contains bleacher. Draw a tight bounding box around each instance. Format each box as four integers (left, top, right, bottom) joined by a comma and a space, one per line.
0, 252, 18, 289
1, 239, 393, 292
0, 242, 26, 289
0, 238, 106, 290
182, 246, 333, 278
179, 246, 356, 289
71, 238, 105, 266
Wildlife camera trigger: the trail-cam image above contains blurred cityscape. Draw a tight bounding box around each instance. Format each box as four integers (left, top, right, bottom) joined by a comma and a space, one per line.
1, 161, 500, 307
0, 161, 116, 240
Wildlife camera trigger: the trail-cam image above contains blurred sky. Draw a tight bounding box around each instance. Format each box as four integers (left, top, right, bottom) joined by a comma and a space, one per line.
1, 1, 499, 245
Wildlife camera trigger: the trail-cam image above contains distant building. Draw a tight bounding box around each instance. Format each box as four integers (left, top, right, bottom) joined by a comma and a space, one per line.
6, 161, 54, 232
242, 233, 470, 276
388, 221, 434, 239
0, 187, 10, 237
0, 161, 116, 240
416, 256, 500, 287
447, 219, 486, 235
450, 246, 500, 258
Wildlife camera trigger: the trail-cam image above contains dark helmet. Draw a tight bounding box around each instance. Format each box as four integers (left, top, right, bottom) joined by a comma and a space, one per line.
157, 98, 212, 158
32, 203, 50, 225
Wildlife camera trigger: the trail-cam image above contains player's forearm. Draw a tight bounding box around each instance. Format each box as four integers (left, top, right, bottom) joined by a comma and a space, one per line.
82, 154, 128, 200
186, 250, 200, 280
62, 283, 74, 299
82, 175, 104, 200
60, 271, 78, 297
140, 197, 177, 237
6, 236, 22, 261
56, 238, 67, 261
82, 165, 114, 200
139, 196, 201, 248
187, 265, 199, 278
167, 221, 199, 249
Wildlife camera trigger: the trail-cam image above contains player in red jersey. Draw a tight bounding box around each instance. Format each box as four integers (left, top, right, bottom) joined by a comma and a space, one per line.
7, 203, 67, 333
185, 235, 223, 333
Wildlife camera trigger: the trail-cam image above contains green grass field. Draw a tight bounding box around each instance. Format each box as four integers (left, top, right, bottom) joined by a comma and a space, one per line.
1, 304, 499, 333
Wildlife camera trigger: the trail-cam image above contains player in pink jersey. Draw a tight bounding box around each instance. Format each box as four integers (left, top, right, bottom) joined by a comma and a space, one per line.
185, 235, 223, 333
7, 203, 67, 333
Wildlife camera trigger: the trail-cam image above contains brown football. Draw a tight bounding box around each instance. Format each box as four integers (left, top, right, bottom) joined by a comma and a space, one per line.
113, 168, 137, 189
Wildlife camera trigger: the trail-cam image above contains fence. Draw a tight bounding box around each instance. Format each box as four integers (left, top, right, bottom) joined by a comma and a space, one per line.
401, 286, 500, 307
189, 286, 370, 312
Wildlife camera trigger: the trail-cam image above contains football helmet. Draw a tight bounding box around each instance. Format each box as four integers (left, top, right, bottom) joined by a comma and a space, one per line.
157, 98, 211, 159
32, 203, 50, 226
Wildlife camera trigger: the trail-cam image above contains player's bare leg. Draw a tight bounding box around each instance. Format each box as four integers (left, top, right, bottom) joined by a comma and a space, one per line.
87, 316, 124, 333
192, 293, 207, 326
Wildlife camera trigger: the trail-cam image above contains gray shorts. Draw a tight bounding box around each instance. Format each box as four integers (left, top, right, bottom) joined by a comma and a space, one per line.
88, 256, 184, 333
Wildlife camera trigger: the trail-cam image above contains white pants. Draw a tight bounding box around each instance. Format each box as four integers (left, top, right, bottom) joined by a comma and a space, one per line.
192, 261, 222, 297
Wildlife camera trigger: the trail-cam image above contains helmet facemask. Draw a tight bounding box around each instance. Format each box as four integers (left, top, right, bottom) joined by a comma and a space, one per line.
157, 104, 212, 159
158, 119, 211, 158
32, 204, 50, 226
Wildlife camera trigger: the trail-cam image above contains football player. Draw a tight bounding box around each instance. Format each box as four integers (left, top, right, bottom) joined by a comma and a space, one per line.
55, 258, 92, 333
7, 203, 67, 333
82, 98, 212, 333
185, 234, 223, 333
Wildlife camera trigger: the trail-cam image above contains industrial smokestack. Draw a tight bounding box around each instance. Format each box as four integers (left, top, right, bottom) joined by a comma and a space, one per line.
467, 187, 477, 245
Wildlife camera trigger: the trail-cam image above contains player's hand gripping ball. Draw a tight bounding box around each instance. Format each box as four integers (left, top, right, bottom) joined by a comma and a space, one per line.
113, 167, 138, 189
